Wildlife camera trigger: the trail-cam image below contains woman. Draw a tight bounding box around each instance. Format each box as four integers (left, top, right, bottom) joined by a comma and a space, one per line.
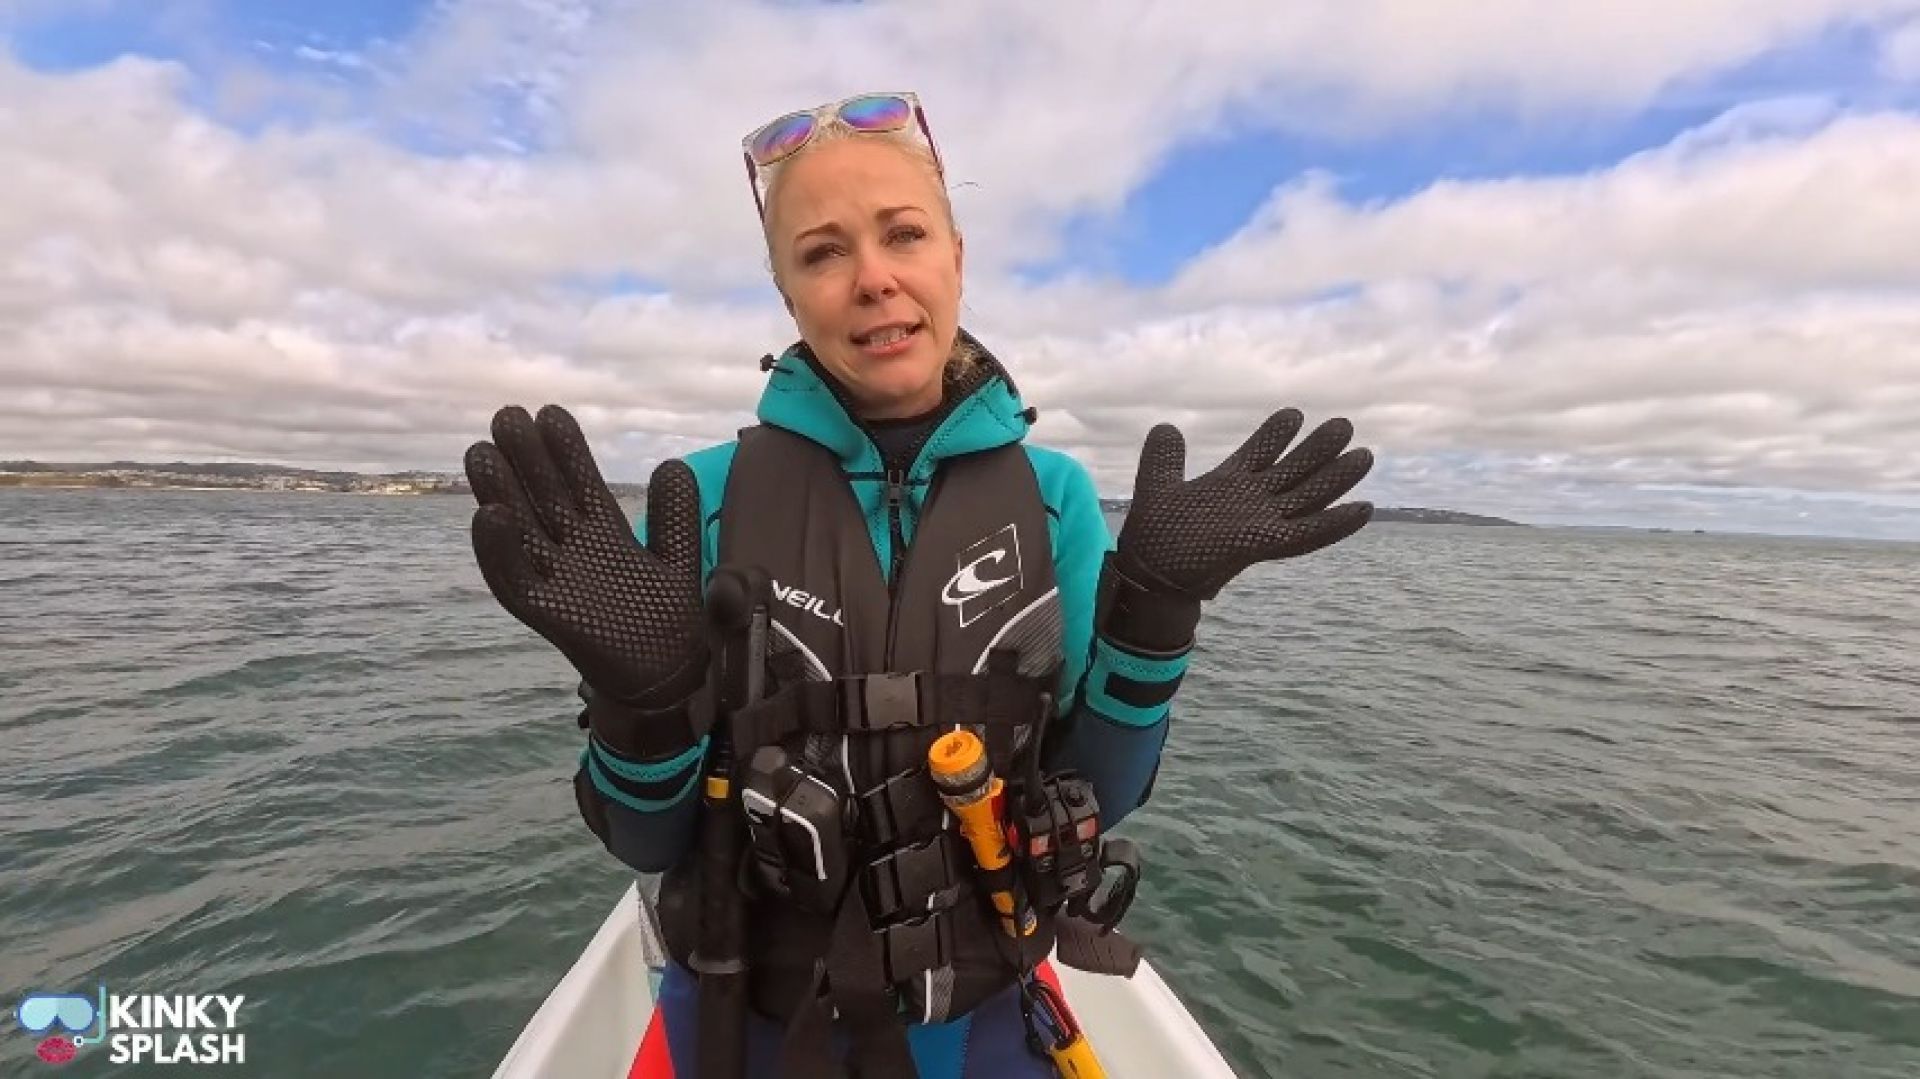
464, 92, 1373, 1078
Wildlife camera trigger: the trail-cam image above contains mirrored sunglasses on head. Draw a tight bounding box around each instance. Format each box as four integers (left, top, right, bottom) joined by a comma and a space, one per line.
740, 91, 943, 217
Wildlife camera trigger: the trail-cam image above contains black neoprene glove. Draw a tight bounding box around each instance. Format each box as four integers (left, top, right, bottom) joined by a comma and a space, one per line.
464, 404, 710, 760
1098, 408, 1375, 652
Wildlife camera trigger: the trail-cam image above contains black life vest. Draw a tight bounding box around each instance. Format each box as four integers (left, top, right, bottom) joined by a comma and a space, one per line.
657, 420, 1066, 1034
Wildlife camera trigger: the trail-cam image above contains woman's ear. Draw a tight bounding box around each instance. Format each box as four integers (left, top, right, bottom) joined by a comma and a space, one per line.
770, 266, 796, 318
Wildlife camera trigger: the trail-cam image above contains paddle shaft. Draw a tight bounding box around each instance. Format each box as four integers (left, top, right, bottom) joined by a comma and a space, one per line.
691, 567, 770, 1079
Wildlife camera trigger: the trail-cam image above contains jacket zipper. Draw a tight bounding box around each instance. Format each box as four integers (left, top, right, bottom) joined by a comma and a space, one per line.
883, 467, 908, 668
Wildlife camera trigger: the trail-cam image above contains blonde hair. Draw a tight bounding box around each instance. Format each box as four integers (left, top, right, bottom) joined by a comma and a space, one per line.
760, 122, 980, 381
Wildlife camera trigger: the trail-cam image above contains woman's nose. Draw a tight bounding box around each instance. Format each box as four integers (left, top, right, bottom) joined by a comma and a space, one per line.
852, 252, 898, 300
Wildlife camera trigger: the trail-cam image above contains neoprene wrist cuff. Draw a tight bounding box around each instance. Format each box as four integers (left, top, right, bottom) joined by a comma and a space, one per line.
575, 650, 714, 760
1094, 551, 1202, 656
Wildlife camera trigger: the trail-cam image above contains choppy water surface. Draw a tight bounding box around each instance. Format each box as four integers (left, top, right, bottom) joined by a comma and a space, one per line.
3, 489, 1915, 1077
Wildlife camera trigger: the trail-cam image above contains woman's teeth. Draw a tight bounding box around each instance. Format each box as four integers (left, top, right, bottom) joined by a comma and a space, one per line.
857, 324, 918, 346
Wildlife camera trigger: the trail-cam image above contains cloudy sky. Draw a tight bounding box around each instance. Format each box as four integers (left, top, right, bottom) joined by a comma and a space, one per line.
4, 1, 1919, 539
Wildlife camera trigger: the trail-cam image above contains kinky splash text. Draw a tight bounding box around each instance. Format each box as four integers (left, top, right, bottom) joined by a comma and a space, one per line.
15, 987, 249, 1067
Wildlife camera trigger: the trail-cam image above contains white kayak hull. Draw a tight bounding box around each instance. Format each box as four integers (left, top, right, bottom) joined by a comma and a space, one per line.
492, 882, 1239, 1078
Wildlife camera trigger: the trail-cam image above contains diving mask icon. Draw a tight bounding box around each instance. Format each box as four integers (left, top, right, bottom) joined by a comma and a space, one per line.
18, 991, 104, 1044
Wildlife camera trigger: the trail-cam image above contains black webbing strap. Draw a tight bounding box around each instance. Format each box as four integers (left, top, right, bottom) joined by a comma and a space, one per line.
576, 680, 717, 760
728, 670, 1045, 755
779, 884, 920, 1079
776, 958, 838, 1079
828, 884, 920, 1077
729, 677, 911, 756
1092, 549, 1203, 655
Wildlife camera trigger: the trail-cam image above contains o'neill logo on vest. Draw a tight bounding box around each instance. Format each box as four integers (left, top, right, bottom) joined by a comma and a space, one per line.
943, 523, 1023, 628
771, 579, 845, 626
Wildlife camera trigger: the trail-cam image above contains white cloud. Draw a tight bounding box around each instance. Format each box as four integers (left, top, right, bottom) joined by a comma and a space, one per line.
1174, 109, 1920, 305
122, 0, 1916, 291
1886, 16, 1920, 78
3, 1, 1920, 537
1114, 104, 1920, 509
517, 0, 1920, 278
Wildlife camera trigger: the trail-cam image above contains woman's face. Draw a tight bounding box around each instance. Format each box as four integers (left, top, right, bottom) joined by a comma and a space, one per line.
765, 138, 963, 419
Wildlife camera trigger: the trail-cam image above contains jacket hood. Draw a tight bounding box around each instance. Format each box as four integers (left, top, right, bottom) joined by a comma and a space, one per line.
752, 327, 1034, 477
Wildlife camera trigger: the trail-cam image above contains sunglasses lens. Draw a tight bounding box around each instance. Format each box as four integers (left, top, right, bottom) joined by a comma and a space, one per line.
838, 94, 911, 132
749, 113, 816, 165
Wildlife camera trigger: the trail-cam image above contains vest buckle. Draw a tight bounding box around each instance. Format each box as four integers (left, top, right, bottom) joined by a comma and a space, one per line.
851, 765, 944, 848
876, 909, 954, 985
860, 832, 963, 923
847, 671, 922, 732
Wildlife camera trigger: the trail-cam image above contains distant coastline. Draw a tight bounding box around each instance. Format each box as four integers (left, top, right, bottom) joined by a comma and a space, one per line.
0, 460, 644, 500
4, 461, 1526, 526
1366, 507, 1523, 526
1097, 498, 1518, 526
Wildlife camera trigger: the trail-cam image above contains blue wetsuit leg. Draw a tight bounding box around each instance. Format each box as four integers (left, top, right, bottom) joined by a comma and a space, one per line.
658, 964, 1056, 1078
